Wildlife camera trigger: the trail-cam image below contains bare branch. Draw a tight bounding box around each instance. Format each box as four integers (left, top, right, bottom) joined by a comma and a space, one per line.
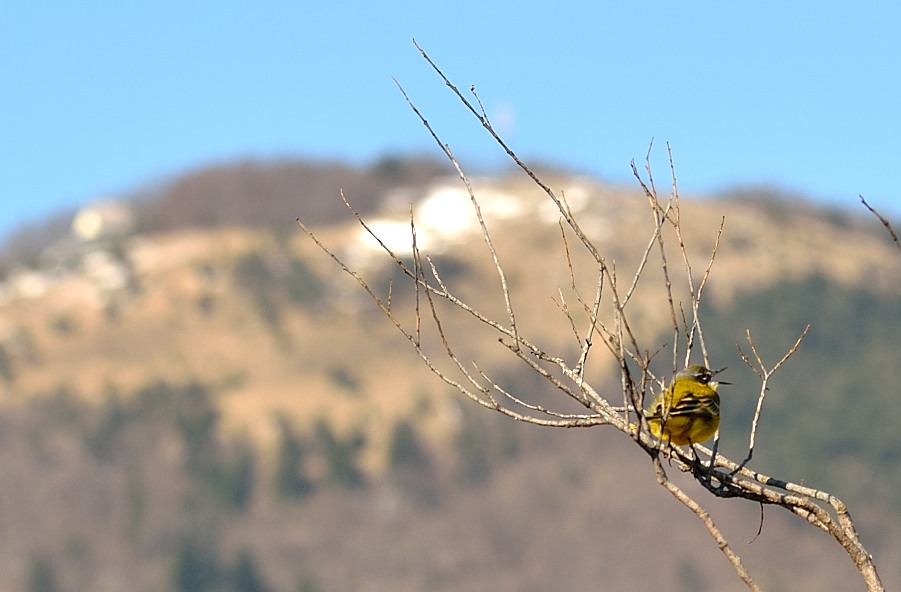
736, 324, 810, 471
860, 195, 901, 253
297, 43, 886, 592
411, 39, 604, 265
653, 459, 762, 592
393, 76, 521, 349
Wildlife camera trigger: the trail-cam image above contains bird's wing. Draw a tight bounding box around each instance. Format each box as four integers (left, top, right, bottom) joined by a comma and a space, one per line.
649, 390, 718, 420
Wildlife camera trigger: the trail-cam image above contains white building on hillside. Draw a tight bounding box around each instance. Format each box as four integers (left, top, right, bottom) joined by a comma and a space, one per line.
72, 200, 134, 243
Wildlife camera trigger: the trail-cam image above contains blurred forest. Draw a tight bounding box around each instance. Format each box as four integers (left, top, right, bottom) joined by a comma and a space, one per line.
0, 157, 898, 591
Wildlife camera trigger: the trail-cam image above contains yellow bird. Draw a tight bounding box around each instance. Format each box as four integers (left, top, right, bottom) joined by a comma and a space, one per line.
645, 365, 728, 446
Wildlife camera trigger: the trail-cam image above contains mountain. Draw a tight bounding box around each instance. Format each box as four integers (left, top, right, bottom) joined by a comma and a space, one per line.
0, 158, 898, 591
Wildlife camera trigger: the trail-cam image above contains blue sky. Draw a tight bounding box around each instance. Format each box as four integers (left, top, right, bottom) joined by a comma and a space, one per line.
2, 1, 899, 243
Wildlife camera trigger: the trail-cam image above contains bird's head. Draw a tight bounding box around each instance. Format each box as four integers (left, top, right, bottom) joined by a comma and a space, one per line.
677, 364, 729, 387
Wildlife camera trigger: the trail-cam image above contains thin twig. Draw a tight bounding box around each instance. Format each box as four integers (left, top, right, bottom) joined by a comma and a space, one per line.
652, 459, 762, 592
860, 195, 901, 253
393, 76, 521, 350
411, 39, 604, 265
735, 325, 810, 471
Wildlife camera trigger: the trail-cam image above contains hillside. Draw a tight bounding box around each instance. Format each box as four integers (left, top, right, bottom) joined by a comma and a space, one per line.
0, 159, 898, 591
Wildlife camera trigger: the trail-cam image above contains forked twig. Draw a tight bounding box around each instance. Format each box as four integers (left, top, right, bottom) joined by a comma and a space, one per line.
735, 325, 811, 471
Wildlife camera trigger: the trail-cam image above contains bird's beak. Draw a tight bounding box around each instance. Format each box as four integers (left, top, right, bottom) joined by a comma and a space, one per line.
712, 367, 730, 385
